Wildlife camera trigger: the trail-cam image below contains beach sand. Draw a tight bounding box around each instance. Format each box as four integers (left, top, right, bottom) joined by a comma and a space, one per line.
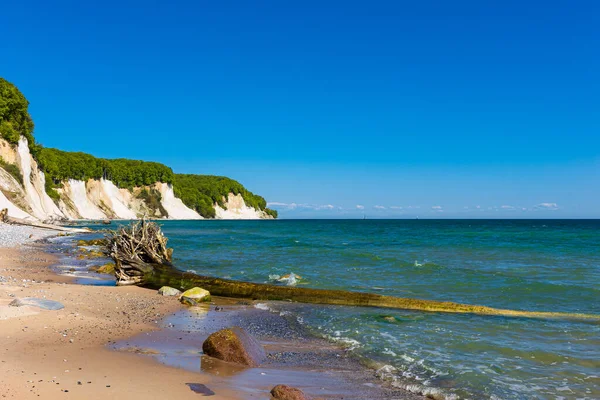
0, 225, 421, 399
0, 241, 245, 399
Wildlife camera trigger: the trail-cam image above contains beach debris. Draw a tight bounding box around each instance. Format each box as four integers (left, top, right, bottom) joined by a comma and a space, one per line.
9, 297, 64, 310
179, 287, 211, 305
106, 219, 173, 286
270, 384, 308, 400
158, 286, 181, 296
202, 327, 266, 367
186, 383, 215, 396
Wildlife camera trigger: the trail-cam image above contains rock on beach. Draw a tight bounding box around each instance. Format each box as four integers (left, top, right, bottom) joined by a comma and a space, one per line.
179, 287, 211, 305
270, 384, 308, 400
158, 286, 181, 296
202, 327, 266, 367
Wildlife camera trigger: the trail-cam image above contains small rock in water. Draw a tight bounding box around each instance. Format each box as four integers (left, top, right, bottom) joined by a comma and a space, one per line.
186, 383, 215, 395
158, 286, 181, 297
96, 263, 115, 274
9, 298, 64, 310
179, 287, 211, 305
202, 327, 266, 367
270, 384, 307, 400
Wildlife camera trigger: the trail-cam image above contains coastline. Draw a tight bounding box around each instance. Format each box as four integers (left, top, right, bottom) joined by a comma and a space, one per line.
0, 225, 423, 400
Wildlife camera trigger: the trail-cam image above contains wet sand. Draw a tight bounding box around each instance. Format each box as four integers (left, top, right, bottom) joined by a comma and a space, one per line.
0, 231, 423, 399
111, 301, 423, 399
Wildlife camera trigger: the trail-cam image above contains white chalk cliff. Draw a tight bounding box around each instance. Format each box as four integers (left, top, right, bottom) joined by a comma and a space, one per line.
215, 193, 273, 220
0, 136, 270, 221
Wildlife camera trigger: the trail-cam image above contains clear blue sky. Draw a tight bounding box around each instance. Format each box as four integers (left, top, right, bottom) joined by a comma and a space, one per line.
2, 1, 599, 218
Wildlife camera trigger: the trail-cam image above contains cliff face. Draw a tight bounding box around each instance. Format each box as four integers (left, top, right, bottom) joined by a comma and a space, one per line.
215, 193, 274, 220
0, 137, 268, 221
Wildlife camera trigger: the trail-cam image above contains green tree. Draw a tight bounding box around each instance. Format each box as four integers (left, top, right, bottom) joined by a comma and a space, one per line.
0, 78, 36, 149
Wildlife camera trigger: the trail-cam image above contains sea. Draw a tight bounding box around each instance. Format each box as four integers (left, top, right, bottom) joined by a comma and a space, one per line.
67, 219, 600, 400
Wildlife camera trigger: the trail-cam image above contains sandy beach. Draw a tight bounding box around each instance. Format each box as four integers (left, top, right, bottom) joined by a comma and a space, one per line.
0, 227, 245, 399
0, 225, 422, 400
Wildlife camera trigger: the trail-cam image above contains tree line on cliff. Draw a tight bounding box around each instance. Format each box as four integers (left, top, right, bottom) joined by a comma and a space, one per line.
0, 78, 277, 219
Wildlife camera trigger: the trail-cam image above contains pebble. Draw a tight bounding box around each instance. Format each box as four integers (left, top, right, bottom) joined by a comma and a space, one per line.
0, 225, 57, 248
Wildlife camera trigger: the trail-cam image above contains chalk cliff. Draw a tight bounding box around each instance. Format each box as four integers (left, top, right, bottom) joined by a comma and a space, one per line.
0, 137, 271, 221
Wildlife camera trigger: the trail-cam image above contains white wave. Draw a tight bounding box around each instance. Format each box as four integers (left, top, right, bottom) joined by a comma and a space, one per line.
383, 348, 397, 356
376, 364, 459, 400
269, 272, 301, 286
376, 364, 398, 380
324, 332, 361, 350
254, 303, 270, 311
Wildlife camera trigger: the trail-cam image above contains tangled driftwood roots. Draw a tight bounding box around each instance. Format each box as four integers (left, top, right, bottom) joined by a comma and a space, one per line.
106, 219, 173, 286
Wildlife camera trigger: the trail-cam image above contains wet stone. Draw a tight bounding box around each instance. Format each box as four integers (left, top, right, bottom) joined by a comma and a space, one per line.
186, 383, 215, 396
180, 287, 211, 305
202, 327, 266, 367
270, 384, 308, 400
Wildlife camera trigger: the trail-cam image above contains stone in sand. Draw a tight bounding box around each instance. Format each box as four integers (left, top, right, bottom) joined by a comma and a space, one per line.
270, 384, 308, 400
179, 287, 211, 305
202, 327, 266, 367
9, 297, 64, 310
158, 286, 181, 296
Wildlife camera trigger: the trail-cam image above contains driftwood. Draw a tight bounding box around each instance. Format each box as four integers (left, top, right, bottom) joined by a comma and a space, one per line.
0, 208, 90, 233
106, 220, 600, 321
106, 220, 173, 285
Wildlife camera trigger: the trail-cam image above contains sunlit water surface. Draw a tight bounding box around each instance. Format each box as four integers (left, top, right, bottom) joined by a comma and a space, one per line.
85, 219, 600, 399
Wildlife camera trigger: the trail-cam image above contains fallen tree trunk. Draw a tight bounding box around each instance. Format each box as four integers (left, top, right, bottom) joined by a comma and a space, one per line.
1, 209, 90, 233
107, 221, 600, 321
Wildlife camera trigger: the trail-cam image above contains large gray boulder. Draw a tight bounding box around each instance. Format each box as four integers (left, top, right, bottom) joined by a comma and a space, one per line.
202, 327, 266, 367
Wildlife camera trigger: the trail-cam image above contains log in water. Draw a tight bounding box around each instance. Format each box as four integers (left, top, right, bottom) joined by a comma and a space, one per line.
108, 220, 600, 321
133, 262, 599, 321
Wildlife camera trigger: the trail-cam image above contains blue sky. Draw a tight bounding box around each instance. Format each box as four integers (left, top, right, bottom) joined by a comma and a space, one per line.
2, 1, 598, 218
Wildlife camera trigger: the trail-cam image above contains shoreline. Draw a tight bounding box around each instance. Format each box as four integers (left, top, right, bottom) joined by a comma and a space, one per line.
0, 225, 423, 399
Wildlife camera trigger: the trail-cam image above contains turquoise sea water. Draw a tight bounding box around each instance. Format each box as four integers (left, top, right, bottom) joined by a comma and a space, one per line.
90, 219, 600, 399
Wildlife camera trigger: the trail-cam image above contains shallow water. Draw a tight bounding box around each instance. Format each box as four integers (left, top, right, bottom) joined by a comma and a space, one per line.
88, 219, 600, 399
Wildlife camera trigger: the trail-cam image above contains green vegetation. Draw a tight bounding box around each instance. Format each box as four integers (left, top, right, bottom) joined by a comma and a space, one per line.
37, 147, 174, 189
0, 78, 39, 156
0, 157, 23, 184
136, 187, 168, 217
264, 208, 278, 218
173, 174, 277, 218
0, 77, 276, 219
